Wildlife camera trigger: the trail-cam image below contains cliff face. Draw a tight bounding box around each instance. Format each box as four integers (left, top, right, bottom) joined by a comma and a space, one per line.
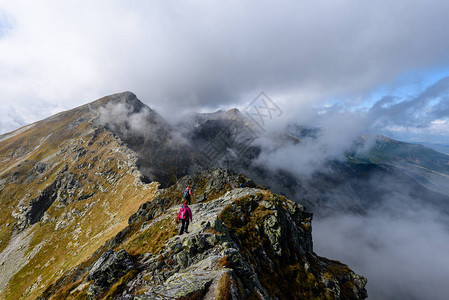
40, 169, 367, 300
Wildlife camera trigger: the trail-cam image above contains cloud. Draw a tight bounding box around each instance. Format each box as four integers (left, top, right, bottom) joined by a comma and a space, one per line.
251, 74, 449, 177
96, 94, 191, 148
252, 107, 369, 176
308, 167, 449, 300
369, 77, 449, 127
0, 106, 24, 135
314, 201, 449, 300
97, 101, 153, 137
0, 101, 64, 134
368, 76, 449, 140
1, 0, 449, 139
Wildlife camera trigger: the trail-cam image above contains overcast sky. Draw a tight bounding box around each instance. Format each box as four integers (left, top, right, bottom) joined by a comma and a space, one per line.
1, 0, 449, 144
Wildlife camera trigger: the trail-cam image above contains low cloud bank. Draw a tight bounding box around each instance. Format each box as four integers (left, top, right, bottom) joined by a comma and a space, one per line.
313, 184, 449, 300
252, 107, 369, 176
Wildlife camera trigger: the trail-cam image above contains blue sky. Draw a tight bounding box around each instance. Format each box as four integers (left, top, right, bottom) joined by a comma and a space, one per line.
337, 67, 449, 144
0, 0, 449, 147
360, 67, 449, 109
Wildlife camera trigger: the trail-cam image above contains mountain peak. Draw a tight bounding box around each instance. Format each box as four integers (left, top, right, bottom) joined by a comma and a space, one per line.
226, 107, 240, 115
91, 91, 145, 113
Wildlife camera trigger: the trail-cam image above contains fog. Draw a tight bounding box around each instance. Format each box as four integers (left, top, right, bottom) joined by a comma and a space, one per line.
253, 108, 369, 176
98, 101, 153, 136
309, 167, 449, 300
314, 203, 449, 300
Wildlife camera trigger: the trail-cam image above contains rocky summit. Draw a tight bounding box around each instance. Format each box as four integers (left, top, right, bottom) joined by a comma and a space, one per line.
0, 92, 367, 299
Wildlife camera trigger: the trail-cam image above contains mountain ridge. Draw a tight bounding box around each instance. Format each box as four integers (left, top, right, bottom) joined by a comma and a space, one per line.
38, 168, 368, 299
0, 92, 368, 299
349, 134, 449, 197
2, 92, 448, 213
0, 92, 162, 298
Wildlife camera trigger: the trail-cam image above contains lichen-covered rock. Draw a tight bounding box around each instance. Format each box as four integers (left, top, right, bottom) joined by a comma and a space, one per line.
113, 188, 366, 299
86, 249, 135, 298
11, 169, 85, 231
149, 272, 216, 299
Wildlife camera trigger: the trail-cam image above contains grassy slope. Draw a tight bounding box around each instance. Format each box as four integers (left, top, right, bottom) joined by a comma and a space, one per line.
0, 106, 159, 300
351, 136, 449, 175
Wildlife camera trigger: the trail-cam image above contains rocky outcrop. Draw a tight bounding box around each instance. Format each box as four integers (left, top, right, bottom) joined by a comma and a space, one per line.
86, 250, 136, 298
11, 167, 86, 231
43, 169, 367, 299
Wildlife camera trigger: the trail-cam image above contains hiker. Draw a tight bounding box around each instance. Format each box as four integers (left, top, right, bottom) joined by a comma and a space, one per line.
184, 184, 193, 205
239, 175, 246, 188
178, 200, 192, 235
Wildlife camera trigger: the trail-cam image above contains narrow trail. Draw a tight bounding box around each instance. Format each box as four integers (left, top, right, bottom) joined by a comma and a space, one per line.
0, 124, 35, 143
0, 133, 52, 177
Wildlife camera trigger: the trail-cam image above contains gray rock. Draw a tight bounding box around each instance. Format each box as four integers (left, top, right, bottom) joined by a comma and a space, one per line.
150, 272, 216, 299
87, 249, 135, 297
263, 214, 282, 256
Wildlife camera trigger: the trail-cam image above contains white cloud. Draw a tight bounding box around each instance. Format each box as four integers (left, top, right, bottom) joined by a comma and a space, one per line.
429, 119, 449, 135
1, 0, 449, 136
314, 204, 449, 300
385, 120, 449, 136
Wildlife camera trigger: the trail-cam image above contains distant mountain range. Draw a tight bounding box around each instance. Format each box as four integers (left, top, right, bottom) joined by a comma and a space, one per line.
349, 135, 449, 198
415, 141, 449, 155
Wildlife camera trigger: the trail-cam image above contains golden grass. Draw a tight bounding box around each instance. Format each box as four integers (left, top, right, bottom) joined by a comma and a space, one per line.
99, 270, 138, 300
1, 125, 159, 300
216, 272, 232, 300
48, 272, 88, 300
120, 217, 177, 256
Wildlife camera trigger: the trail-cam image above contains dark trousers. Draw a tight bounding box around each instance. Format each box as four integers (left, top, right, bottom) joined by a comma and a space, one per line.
179, 219, 190, 234
185, 195, 191, 205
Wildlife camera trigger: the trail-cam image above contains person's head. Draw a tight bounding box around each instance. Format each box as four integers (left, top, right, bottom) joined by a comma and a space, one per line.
187, 185, 190, 189
183, 200, 188, 206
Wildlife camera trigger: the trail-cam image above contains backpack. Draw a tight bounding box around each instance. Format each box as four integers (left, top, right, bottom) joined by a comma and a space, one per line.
180, 206, 187, 220
184, 188, 189, 198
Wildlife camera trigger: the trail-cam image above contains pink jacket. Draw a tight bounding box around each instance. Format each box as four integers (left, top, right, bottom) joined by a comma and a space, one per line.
178, 205, 192, 221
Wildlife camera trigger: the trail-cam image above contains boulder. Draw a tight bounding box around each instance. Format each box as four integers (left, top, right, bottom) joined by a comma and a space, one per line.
86, 250, 135, 298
